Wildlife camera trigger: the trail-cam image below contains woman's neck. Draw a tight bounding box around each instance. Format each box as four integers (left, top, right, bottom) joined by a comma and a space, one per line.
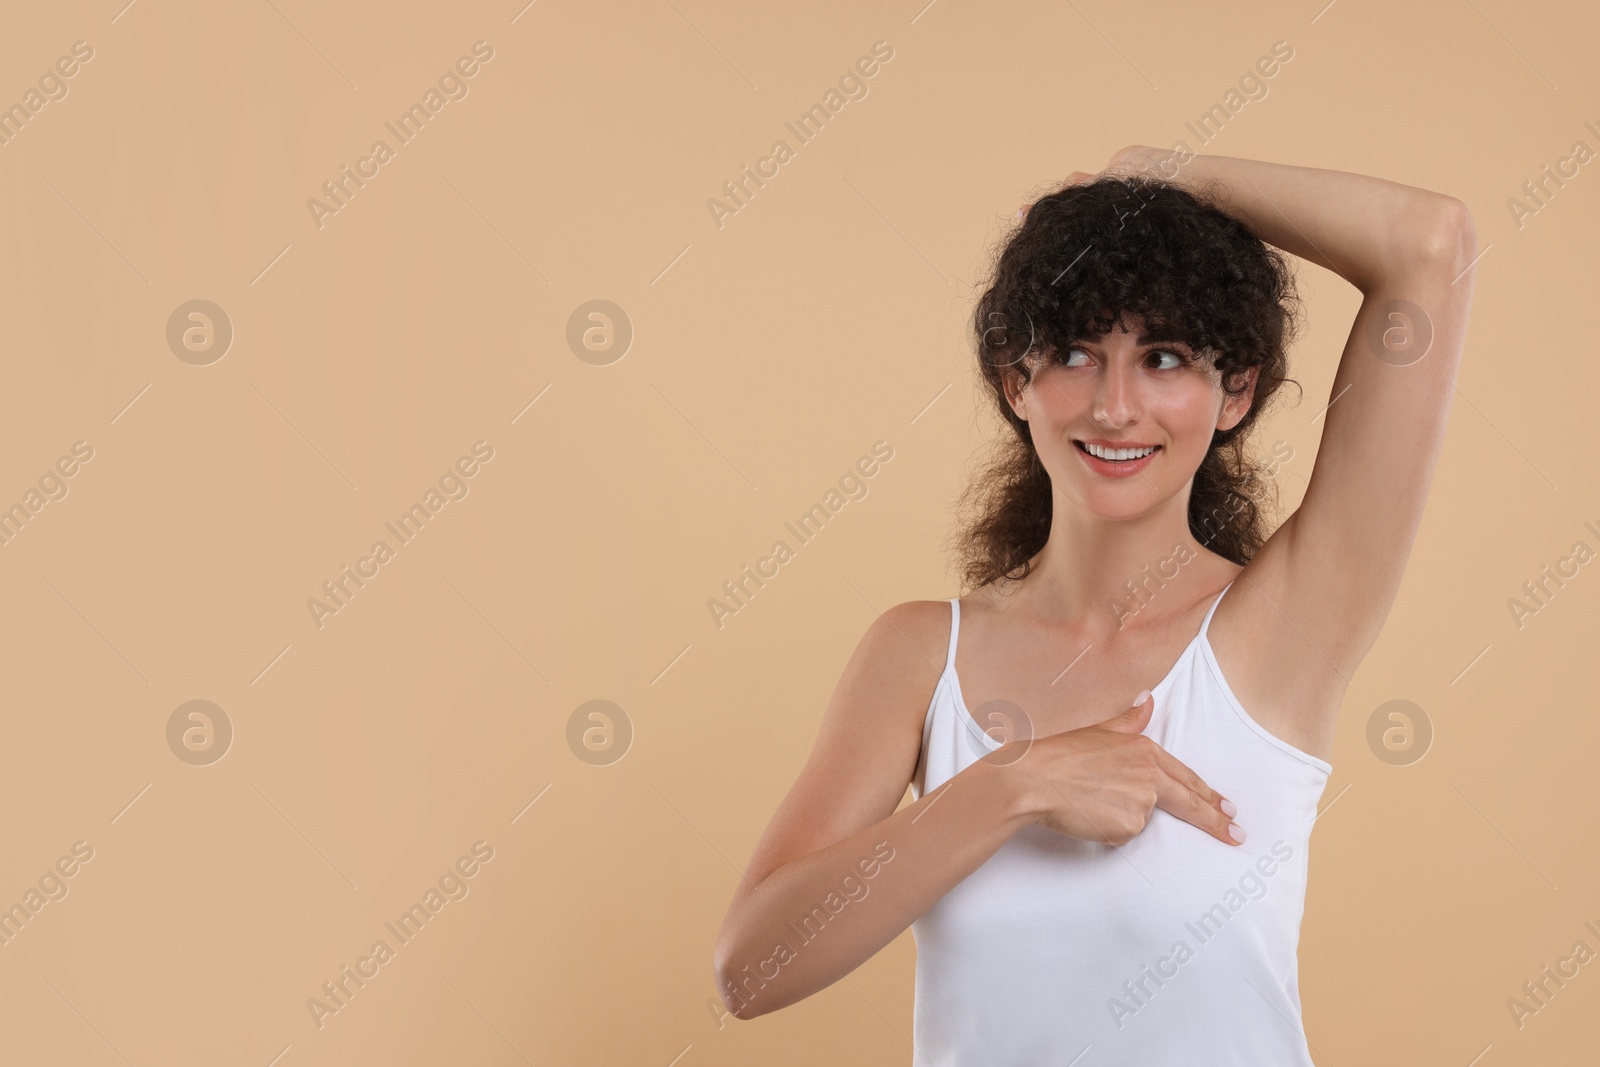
999, 494, 1223, 630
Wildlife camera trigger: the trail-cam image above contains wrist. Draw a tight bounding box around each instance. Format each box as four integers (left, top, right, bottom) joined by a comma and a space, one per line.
973, 744, 1043, 831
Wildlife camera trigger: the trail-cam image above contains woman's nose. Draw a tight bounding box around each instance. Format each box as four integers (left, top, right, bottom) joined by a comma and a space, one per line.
1092, 362, 1139, 425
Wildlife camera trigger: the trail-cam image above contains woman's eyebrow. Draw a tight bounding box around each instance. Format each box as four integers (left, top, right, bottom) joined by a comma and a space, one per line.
1071, 333, 1196, 349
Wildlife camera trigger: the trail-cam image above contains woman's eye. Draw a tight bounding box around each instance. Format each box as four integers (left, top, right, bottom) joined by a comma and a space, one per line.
1053, 346, 1188, 369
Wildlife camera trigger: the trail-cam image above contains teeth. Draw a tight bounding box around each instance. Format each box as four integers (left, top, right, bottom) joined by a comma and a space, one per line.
1083, 442, 1156, 461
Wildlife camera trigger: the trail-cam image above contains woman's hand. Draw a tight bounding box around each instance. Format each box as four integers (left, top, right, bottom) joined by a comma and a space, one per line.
1017, 147, 1162, 219
997, 691, 1244, 847
1105, 143, 1171, 177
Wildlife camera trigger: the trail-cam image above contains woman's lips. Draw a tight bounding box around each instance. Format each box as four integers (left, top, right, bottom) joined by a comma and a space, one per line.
1073, 441, 1160, 478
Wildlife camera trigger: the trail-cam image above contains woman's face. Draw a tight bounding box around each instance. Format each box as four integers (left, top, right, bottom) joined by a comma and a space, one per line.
1004, 312, 1256, 521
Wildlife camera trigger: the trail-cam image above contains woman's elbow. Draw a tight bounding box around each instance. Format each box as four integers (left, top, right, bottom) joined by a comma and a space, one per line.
712, 934, 768, 1021
1418, 197, 1478, 275
711, 955, 775, 1021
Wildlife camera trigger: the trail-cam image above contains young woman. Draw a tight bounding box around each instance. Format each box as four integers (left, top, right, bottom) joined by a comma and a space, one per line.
712, 146, 1476, 1064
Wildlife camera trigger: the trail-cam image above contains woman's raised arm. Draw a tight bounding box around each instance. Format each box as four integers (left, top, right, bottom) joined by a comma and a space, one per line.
1114, 145, 1477, 727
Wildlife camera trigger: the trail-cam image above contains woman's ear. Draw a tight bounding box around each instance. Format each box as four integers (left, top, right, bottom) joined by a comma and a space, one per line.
1216, 366, 1259, 432
1003, 368, 1030, 421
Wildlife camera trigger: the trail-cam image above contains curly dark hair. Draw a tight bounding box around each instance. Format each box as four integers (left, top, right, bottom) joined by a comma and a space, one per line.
952, 173, 1304, 593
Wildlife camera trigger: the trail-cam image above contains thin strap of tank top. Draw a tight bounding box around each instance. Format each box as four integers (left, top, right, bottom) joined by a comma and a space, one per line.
1199, 579, 1236, 641
945, 597, 961, 673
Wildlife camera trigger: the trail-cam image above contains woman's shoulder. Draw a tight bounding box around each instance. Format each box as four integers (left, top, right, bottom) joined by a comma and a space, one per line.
823, 598, 960, 753
861, 597, 959, 670
949, 576, 1023, 620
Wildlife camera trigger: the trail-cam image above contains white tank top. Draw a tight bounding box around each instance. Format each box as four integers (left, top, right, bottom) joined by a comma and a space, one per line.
909, 581, 1332, 1066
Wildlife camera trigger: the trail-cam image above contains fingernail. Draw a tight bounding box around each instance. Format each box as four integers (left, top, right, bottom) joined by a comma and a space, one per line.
1131, 689, 1151, 708
1220, 798, 1237, 817
1228, 822, 1246, 843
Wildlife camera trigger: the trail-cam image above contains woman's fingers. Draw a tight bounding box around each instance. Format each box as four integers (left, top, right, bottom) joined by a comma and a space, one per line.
1157, 771, 1243, 845
1018, 170, 1101, 218
1149, 745, 1243, 845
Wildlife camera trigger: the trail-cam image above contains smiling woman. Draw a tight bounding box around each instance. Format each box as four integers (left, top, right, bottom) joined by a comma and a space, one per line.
963, 175, 1303, 584
713, 146, 1476, 1066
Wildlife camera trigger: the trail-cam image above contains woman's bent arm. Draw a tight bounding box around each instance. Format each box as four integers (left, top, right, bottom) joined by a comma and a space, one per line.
714, 749, 1030, 1018
1115, 146, 1467, 294
712, 601, 1032, 1019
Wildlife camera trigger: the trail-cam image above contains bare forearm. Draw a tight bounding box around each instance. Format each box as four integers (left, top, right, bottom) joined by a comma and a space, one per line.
713, 755, 1032, 1019
1118, 146, 1463, 292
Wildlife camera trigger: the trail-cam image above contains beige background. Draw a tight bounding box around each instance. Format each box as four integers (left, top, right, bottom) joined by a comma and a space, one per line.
0, 0, 1594, 1063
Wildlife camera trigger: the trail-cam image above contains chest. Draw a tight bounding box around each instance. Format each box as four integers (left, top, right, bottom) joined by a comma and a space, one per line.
951, 626, 1205, 738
